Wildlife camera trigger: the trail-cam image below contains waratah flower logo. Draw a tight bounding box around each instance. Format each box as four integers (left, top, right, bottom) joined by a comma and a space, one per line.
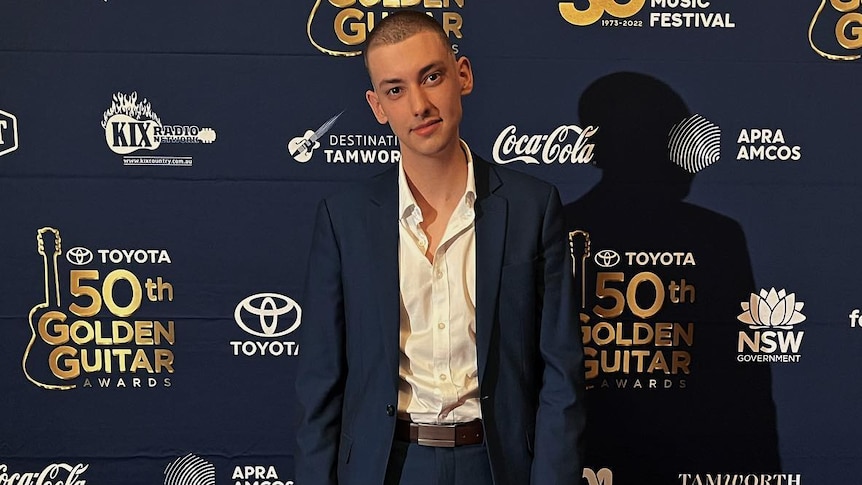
737, 288, 806, 329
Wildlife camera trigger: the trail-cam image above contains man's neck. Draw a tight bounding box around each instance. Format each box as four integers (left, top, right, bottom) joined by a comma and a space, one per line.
401, 143, 468, 207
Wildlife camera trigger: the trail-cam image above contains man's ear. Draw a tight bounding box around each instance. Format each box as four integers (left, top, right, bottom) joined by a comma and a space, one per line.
365, 90, 388, 124
456, 56, 474, 95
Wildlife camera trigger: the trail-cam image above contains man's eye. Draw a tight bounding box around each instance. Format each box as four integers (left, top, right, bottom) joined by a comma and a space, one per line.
388, 87, 401, 96
426, 73, 441, 83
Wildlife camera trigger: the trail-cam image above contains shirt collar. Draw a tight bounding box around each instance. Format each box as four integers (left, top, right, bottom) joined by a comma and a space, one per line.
398, 140, 476, 222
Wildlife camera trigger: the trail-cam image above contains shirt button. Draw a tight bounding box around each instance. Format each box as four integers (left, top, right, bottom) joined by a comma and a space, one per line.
439, 374, 447, 381
436, 270, 443, 279
438, 322, 446, 329
386, 404, 395, 416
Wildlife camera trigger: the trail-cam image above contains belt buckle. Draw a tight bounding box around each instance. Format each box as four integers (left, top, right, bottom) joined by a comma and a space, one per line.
415, 423, 457, 448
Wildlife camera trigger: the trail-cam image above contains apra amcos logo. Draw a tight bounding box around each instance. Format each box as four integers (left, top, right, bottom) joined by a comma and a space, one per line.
737, 288, 806, 363
164, 454, 215, 485
231, 293, 301, 357
809, 0, 862, 61
0, 109, 20, 158
101, 92, 216, 166
736, 128, 802, 162
307, 0, 466, 57
668, 114, 721, 174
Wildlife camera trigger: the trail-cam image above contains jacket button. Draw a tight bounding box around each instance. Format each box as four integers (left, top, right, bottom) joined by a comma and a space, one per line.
386, 405, 395, 416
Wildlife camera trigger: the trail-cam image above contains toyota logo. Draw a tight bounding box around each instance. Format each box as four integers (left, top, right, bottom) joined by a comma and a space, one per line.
234, 293, 302, 338
66, 247, 93, 266
594, 250, 621, 268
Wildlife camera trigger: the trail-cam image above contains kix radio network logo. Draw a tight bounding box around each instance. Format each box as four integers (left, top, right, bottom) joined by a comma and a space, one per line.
101, 92, 216, 167
23, 227, 176, 390
307, 0, 466, 57
809, 0, 862, 60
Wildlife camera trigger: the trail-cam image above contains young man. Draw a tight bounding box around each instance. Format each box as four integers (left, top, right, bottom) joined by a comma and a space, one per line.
295, 10, 584, 485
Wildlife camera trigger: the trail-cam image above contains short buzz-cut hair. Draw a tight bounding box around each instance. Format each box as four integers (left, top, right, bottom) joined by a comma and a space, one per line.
362, 10, 452, 64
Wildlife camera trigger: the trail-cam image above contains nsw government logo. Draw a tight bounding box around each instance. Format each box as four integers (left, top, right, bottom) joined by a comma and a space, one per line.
101, 92, 216, 167
0, 108, 20, 158
231, 293, 301, 357
737, 288, 806, 363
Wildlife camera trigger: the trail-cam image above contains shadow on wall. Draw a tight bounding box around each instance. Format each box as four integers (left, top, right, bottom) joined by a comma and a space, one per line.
564, 72, 781, 483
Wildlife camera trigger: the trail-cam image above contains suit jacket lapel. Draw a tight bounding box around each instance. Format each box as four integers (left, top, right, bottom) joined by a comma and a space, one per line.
366, 167, 401, 390
473, 158, 507, 384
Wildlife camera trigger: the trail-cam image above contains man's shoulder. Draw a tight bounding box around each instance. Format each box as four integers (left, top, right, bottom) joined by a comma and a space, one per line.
474, 153, 556, 199
320, 165, 398, 209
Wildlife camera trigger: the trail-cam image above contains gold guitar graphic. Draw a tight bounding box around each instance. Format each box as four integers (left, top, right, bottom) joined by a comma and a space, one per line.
24, 227, 75, 390
808, 0, 862, 61
568, 230, 591, 310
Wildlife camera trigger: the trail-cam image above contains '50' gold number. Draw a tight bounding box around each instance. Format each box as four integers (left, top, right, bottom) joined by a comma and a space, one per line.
559, 0, 646, 26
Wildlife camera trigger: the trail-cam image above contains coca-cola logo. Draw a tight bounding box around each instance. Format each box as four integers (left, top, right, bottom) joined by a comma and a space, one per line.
0, 463, 88, 485
492, 124, 598, 165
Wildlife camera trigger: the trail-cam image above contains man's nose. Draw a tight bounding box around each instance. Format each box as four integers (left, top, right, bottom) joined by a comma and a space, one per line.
409, 87, 432, 117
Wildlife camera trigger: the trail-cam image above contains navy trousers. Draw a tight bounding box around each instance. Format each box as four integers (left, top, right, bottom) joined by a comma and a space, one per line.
384, 440, 495, 485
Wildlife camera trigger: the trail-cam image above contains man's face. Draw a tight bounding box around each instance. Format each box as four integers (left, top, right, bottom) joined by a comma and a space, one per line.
365, 31, 473, 163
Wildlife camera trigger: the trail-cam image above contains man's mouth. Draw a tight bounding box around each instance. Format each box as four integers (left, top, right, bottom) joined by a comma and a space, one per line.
411, 119, 442, 136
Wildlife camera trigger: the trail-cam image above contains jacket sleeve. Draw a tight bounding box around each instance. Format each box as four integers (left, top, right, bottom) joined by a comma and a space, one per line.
530, 185, 587, 485
295, 199, 346, 485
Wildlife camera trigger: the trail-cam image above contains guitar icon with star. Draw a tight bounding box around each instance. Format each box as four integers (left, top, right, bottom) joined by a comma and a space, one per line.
288, 111, 343, 163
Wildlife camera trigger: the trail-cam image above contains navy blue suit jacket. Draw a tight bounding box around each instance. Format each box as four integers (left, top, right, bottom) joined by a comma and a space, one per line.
295, 156, 585, 485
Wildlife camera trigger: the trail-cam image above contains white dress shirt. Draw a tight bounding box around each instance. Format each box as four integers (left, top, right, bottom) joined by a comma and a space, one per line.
397, 141, 481, 424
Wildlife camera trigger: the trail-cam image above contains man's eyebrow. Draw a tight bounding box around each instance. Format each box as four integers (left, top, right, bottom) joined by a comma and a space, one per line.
377, 61, 446, 89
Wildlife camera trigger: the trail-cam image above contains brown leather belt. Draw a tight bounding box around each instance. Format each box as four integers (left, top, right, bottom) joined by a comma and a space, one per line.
395, 419, 484, 447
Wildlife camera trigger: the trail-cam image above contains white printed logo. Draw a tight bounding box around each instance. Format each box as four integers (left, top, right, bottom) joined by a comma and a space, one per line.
164, 454, 215, 485
736, 128, 801, 161
66, 247, 94, 266
594, 250, 621, 268
737, 287, 806, 363
0, 463, 88, 485
668, 114, 720, 174
737, 287, 805, 329
0, 109, 20, 157
231, 293, 302, 357
101, 92, 216, 163
289, 111, 342, 162
234, 293, 302, 338
492, 124, 598, 165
